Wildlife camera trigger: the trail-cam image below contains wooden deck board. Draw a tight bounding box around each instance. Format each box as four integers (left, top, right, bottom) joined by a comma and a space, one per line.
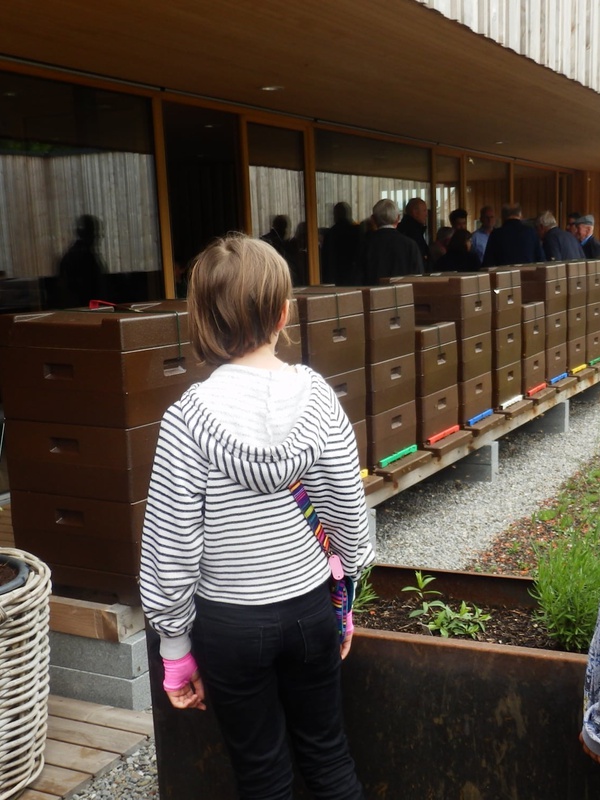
48, 695, 155, 737
44, 739, 122, 777
28, 764, 92, 798
12, 696, 156, 800
47, 715, 147, 755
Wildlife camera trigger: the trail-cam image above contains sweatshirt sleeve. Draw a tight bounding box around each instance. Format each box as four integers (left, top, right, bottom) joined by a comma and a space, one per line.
139, 403, 209, 659
302, 386, 375, 582
582, 606, 600, 757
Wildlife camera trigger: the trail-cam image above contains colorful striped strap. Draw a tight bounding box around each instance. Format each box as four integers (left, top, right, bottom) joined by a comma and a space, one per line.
289, 479, 330, 555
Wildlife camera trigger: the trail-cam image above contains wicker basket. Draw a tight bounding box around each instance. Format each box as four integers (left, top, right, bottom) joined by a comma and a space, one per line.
0, 547, 52, 800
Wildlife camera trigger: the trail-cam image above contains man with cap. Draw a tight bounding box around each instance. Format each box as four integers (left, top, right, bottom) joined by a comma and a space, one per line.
575, 214, 600, 258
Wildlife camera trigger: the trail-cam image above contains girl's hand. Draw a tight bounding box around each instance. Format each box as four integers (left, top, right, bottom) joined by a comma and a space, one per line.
340, 610, 354, 660
163, 652, 207, 711
166, 671, 207, 711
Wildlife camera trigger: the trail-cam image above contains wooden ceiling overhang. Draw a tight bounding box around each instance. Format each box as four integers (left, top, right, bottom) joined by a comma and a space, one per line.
1, 0, 599, 170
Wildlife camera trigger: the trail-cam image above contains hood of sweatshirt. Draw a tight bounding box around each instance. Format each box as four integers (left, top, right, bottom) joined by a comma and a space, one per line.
176, 364, 336, 495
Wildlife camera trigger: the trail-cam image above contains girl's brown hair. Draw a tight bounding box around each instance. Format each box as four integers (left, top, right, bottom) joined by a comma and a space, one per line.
187, 233, 292, 365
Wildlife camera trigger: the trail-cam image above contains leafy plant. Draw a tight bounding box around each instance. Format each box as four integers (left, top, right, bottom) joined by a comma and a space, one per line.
530, 530, 600, 652
427, 601, 491, 639
353, 566, 378, 613
402, 571, 492, 639
401, 570, 442, 602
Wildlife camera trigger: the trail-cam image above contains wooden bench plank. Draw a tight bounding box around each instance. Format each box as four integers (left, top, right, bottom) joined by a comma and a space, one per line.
47, 715, 146, 755
28, 764, 91, 798
44, 738, 122, 777
48, 695, 154, 737
49, 595, 145, 642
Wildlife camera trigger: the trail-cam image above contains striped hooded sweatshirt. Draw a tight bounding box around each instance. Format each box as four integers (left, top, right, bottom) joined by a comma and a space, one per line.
140, 363, 374, 659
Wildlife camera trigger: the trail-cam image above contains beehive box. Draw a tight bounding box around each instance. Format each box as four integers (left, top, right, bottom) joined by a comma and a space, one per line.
393, 273, 492, 339
294, 289, 365, 376
520, 263, 567, 314
415, 322, 458, 397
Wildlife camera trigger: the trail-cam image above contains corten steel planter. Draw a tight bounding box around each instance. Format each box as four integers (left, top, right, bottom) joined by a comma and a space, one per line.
147, 566, 600, 799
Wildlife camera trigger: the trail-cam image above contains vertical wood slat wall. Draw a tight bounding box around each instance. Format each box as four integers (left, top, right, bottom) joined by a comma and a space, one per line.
419, 0, 600, 94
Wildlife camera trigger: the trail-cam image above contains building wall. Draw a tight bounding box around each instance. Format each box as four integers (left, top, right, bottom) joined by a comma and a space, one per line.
419, 0, 600, 94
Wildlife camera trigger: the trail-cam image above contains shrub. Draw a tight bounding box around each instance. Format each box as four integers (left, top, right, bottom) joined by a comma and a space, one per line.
530, 529, 600, 652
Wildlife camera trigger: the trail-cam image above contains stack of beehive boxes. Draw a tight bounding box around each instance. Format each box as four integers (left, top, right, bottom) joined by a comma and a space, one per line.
395, 274, 493, 426
586, 261, 600, 366
565, 262, 588, 373
520, 264, 568, 384
488, 268, 523, 409
521, 300, 547, 396
0, 302, 211, 603
414, 321, 458, 444
360, 284, 416, 468
294, 288, 367, 467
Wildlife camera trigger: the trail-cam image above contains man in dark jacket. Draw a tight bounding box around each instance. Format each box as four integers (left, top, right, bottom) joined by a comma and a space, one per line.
482, 203, 545, 267
397, 197, 430, 271
575, 215, 600, 258
536, 210, 585, 261
360, 199, 423, 284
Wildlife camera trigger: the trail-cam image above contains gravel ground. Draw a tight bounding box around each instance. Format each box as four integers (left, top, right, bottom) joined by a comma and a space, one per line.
375, 386, 600, 569
70, 384, 600, 799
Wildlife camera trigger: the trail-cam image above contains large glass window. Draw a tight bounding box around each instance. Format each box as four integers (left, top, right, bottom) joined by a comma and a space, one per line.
247, 124, 306, 285
163, 103, 240, 296
315, 129, 430, 284
435, 154, 460, 233
514, 164, 557, 221
0, 71, 161, 311
466, 157, 508, 230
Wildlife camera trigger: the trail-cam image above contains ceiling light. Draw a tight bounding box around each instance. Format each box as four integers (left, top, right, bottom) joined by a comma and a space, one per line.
260, 85, 284, 92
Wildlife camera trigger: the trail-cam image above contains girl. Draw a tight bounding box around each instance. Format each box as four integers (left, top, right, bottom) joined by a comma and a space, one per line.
140, 233, 374, 799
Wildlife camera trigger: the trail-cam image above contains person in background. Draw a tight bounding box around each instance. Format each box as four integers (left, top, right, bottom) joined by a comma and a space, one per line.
58, 214, 106, 307
482, 202, 545, 268
470, 206, 496, 263
449, 207, 469, 232
140, 233, 374, 800
398, 197, 431, 271
429, 226, 454, 266
360, 198, 423, 283
535, 210, 585, 261
321, 201, 360, 285
435, 228, 481, 272
575, 214, 600, 258
566, 211, 582, 236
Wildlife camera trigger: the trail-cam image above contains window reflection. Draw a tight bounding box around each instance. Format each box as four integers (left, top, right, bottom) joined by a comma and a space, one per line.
315, 130, 430, 284
466, 157, 508, 226
514, 164, 557, 222
247, 124, 306, 285
0, 71, 160, 311
435, 155, 460, 233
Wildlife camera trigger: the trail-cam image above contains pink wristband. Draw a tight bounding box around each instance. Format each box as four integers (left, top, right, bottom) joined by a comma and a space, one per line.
162, 652, 199, 692
345, 610, 354, 636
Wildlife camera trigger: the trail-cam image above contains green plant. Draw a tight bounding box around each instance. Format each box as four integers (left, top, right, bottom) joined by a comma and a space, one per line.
426, 601, 491, 639
353, 566, 378, 613
401, 571, 492, 639
530, 531, 600, 652
401, 570, 442, 602
401, 570, 445, 618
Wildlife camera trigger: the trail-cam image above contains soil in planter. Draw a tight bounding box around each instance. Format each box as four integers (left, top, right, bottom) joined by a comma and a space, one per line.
0, 561, 17, 588
356, 595, 563, 651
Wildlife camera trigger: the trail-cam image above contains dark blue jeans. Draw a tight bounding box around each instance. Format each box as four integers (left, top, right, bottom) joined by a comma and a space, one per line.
192, 582, 365, 800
